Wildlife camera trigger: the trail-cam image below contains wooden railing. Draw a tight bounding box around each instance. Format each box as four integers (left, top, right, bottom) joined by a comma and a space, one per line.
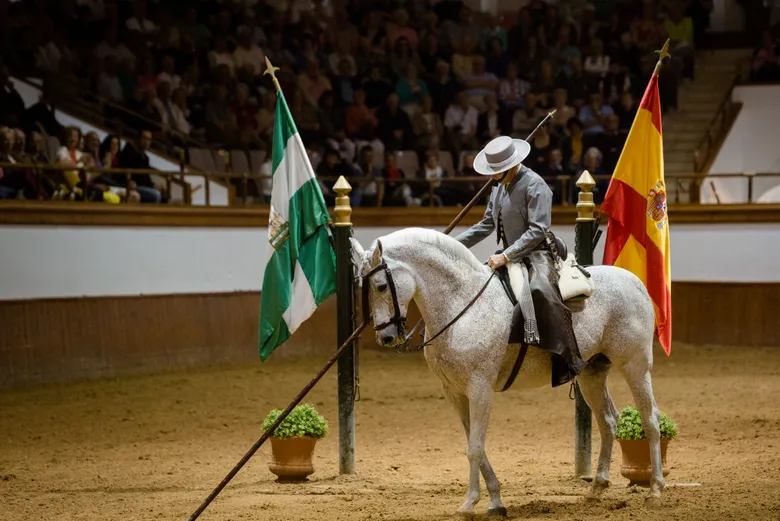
3, 162, 780, 207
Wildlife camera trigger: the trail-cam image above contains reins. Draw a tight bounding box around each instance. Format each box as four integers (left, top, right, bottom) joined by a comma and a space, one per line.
361, 256, 497, 352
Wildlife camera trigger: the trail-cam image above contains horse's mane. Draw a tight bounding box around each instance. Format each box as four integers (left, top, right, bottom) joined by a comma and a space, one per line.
375, 227, 487, 272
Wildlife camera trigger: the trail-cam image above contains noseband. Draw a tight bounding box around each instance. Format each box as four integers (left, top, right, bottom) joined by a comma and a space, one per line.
361, 256, 407, 338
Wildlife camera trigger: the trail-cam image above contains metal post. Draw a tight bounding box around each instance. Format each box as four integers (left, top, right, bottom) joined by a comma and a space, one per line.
332, 176, 356, 475
574, 170, 595, 480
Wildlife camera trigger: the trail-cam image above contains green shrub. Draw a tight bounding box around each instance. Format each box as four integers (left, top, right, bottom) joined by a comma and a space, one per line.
262, 404, 329, 439
616, 405, 678, 440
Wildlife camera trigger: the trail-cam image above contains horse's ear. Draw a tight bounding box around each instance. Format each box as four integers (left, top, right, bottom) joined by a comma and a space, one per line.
349, 237, 366, 269
370, 240, 383, 267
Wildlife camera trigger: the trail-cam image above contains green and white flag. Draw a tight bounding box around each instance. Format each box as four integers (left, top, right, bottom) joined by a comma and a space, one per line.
259, 89, 336, 361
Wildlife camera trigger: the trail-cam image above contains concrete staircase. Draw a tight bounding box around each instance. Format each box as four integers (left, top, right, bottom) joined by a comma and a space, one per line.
662, 48, 752, 202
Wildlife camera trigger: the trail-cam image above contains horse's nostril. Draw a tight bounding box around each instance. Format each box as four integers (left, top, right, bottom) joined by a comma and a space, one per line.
382, 336, 394, 345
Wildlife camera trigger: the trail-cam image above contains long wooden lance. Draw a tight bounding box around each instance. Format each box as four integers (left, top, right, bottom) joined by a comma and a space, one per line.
404, 108, 557, 344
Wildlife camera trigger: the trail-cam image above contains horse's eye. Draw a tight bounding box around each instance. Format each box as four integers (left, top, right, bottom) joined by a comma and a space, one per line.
377, 283, 388, 292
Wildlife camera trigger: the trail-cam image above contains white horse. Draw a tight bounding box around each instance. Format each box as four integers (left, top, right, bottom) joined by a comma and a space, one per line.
350, 227, 665, 517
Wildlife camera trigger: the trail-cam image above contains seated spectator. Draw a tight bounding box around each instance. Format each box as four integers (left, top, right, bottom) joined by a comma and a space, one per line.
346, 88, 379, 141
231, 84, 261, 147
575, 3, 601, 48
94, 26, 136, 66
152, 81, 176, 129
298, 61, 332, 109
318, 92, 348, 152
412, 95, 444, 153
389, 37, 420, 80
485, 37, 509, 77
549, 88, 576, 135
157, 55, 181, 90
97, 56, 124, 102
208, 36, 235, 76
296, 35, 328, 72
533, 60, 558, 106
600, 61, 632, 105
178, 6, 212, 54
632, 3, 664, 51
551, 26, 581, 78
561, 117, 589, 171
316, 147, 352, 201
463, 56, 499, 110
233, 28, 266, 78
205, 86, 238, 146
0, 128, 21, 199
541, 148, 568, 204
750, 30, 780, 83
517, 34, 550, 83
443, 90, 479, 164
419, 34, 445, 77
528, 127, 554, 171
388, 9, 419, 49
477, 93, 512, 142
21, 86, 63, 137
583, 146, 609, 203
329, 39, 357, 78
428, 61, 461, 118
54, 126, 88, 197
584, 38, 611, 80
290, 88, 320, 143
350, 145, 381, 207
480, 14, 508, 53
512, 92, 546, 137
362, 66, 392, 110
451, 36, 475, 78
498, 62, 532, 111
421, 149, 446, 207
329, 8, 359, 53
508, 7, 534, 54
599, 12, 630, 56
614, 91, 637, 133
377, 93, 414, 151
126, 0, 157, 38
560, 57, 591, 107
27, 131, 50, 164
579, 92, 614, 134
395, 64, 428, 112
359, 11, 388, 52
137, 55, 160, 92
663, 4, 696, 80
169, 88, 193, 137
379, 150, 418, 207
592, 114, 625, 172
118, 130, 164, 203
332, 59, 359, 107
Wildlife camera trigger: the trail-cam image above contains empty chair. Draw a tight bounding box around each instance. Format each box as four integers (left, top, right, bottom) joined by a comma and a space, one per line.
249, 149, 268, 172
212, 150, 229, 173
395, 150, 420, 177
230, 149, 251, 175
438, 150, 454, 177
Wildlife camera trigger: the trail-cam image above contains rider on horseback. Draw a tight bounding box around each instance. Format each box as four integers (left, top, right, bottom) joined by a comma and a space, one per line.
455, 135, 587, 387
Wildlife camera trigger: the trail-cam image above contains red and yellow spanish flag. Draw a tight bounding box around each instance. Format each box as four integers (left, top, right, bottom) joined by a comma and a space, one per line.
600, 73, 672, 355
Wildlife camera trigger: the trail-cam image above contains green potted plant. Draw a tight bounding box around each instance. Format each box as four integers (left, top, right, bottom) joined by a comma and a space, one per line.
616, 405, 678, 486
263, 404, 329, 482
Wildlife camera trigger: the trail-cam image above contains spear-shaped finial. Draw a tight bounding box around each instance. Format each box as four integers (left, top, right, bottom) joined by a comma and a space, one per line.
264, 56, 281, 92
653, 38, 671, 75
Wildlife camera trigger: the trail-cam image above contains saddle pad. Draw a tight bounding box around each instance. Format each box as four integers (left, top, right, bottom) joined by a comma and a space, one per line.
558, 253, 595, 301
505, 255, 595, 303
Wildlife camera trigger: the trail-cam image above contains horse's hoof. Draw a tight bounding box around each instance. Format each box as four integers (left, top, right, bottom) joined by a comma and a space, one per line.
488, 506, 508, 517
458, 511, 476, 520
644, 496, 662, 509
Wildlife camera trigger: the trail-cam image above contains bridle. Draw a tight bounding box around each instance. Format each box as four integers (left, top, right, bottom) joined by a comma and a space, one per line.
361, 250, 496, 352
361, 257, 407, 339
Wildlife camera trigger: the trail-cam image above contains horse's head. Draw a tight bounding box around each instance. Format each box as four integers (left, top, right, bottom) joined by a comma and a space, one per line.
351, 237, 415, 348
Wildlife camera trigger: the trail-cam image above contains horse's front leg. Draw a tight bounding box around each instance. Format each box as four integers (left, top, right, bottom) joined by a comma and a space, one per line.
442, 385, 506, 517
458, 380, 493, 518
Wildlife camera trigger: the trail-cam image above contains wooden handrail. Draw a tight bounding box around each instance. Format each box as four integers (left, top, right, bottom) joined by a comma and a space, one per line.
692, 73, 742, 173
3, 162, 777, 206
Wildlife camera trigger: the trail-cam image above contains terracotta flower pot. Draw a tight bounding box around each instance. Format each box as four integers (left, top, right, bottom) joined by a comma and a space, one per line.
268, 436, 317, 482
618, 438, 671, 486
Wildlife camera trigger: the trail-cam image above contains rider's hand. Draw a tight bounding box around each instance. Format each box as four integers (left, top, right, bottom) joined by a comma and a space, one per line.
488, 254, 509, 270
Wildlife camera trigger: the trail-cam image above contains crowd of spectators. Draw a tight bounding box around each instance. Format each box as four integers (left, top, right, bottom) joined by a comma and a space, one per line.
0, 0, 723, 206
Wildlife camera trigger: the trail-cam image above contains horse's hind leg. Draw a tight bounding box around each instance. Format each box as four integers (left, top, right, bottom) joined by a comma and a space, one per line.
441, 385, 506, 517
620, 360, 665, 506
576, 356, 618, 498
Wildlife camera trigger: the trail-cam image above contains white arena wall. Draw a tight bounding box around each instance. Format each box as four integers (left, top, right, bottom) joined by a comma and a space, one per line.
2, 222, 780, 301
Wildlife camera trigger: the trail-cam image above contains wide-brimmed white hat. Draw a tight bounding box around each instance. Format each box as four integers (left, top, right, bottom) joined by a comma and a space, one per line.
473, 136, 531, 176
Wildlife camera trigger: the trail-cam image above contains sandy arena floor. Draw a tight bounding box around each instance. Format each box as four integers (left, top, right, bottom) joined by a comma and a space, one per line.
2, 342, 780, 521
